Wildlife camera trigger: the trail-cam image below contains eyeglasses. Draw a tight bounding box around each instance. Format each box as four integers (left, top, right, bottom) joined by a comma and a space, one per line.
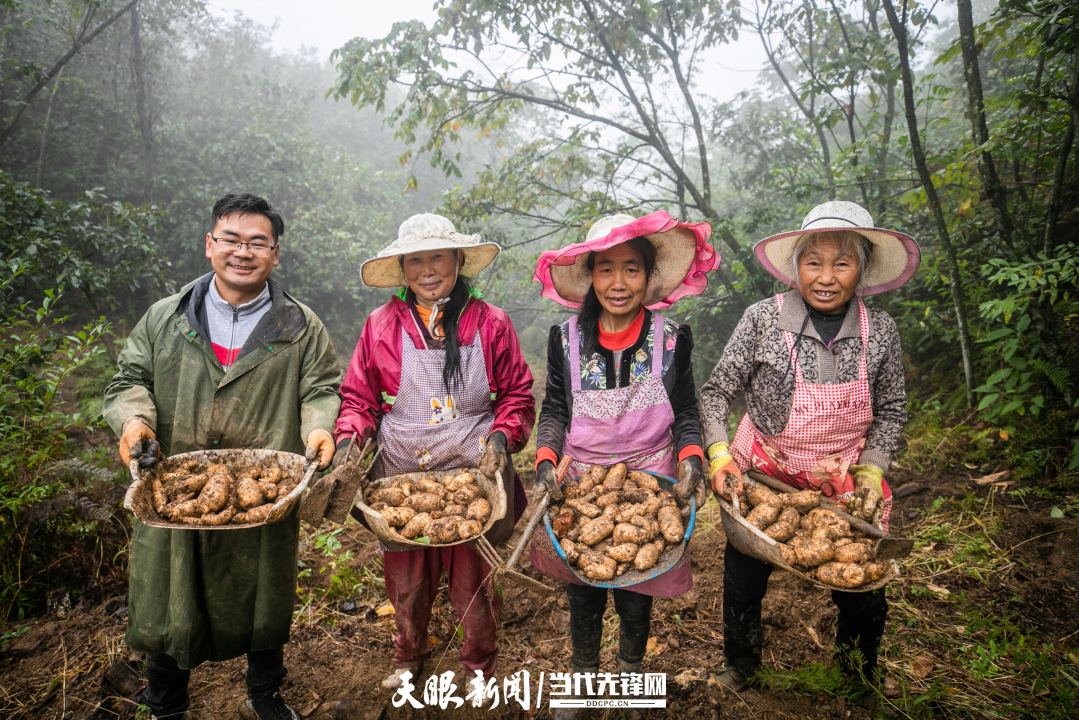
211, 236, 277, 257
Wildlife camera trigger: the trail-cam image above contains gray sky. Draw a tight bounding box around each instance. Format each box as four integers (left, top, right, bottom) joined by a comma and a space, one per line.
206, 1, 769, 103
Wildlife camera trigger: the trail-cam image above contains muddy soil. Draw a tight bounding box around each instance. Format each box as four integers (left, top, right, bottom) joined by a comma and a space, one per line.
2, 468, 1076, 719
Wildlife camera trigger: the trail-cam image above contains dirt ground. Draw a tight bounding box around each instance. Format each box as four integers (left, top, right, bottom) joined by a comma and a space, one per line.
2, 467, 1077, 719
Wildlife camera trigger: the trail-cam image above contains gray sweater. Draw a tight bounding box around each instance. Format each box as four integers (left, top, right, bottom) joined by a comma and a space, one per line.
206, 279, 272, 369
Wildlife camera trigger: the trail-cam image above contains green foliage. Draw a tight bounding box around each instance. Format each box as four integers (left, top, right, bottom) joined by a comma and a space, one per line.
0, 170, 165, 317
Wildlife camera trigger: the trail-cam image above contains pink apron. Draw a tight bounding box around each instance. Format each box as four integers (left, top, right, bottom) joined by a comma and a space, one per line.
529, 313, 692, 596
730, 294, 892, 531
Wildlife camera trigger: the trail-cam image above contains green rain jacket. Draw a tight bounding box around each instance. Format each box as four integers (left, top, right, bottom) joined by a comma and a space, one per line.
103, 272, 341, 669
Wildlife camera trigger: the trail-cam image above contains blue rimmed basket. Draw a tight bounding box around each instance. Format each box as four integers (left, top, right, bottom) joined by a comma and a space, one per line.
544, 470, 696, 588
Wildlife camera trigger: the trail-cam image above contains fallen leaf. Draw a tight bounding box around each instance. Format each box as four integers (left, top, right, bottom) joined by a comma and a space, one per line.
953, 625, 967, 635
1067, 651, 1079, 668
376, 603, 396, 617
672, 668, 706, 686
883, 676, 901, 698
973, 470, 1011, 485
429, 636, 439, 645
645, 636, 658, 655
926, 584, 951, 596
910, 654, 935, 678
298, 700, 321, 718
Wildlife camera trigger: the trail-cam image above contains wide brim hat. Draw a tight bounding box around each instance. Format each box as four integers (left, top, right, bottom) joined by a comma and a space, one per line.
533, 210, 720, 309
754, 200, 921, 296
361, 213, 501, 288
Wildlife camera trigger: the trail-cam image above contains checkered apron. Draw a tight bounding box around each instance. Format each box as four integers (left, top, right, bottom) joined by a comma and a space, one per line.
375, 329, 494, 478
730, 294, 892, 530
529, 312, 692, 596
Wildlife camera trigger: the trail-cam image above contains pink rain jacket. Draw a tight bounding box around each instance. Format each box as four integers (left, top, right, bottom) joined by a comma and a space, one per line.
335, 294, 536, 453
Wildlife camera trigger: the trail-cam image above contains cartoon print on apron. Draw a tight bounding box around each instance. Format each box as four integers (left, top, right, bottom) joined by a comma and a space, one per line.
376, 328, 493, 478
730, 293, 892, 531
530, 312, 692, 596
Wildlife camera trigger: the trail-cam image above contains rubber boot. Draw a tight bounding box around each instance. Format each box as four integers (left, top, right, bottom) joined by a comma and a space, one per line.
615, 658, 644, 720
552, 661, 598, 720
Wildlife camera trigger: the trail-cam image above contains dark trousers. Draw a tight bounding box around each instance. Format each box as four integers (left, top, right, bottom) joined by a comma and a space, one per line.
143, 647, 287, 716
566, 584, 653, 669
723, 543, 888, 679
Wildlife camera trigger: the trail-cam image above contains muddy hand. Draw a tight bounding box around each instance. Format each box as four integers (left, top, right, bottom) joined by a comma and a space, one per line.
677, 456, 704, 517
535, 459, 563, 501
478, 431, 510, 482
850, 464, 885, 525
120, 419, 159, 468
305, 429, 335, 471
707, 442, 743, 499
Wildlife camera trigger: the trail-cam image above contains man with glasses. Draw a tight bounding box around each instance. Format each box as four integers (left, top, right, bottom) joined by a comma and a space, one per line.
104, 193, 341, 720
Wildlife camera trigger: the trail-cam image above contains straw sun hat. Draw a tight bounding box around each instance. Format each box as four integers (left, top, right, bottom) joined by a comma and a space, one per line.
754, 201, 921, 296
360, 213, 501, 288
533, 210, 720, 309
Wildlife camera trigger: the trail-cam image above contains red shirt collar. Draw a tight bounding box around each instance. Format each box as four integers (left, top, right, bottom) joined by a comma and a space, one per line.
598, 306, 645, 351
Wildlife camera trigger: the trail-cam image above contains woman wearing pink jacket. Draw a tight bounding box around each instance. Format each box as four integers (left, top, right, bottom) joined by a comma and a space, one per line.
334, 214, 535, 688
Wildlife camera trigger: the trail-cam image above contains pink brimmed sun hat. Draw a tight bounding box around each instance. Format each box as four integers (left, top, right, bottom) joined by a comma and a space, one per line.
754, 201, 921, 296
533, 210, 720, 309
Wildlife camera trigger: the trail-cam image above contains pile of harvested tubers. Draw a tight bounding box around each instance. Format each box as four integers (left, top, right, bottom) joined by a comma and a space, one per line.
736, 482, 889, 589
150, 461, 296, 526
366, 471, 492, 544
548, 464, 689, 582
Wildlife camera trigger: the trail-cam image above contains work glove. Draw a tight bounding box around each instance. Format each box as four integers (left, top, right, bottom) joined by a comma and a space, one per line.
676, 455, 707, 518
120, 419, 160, 470
477, 431, 510, 484
535, 459, 564, 501
305, 429, 335, 471
848, 464, 884, 525
707, 442, 743, 500
331, 429, 372, 470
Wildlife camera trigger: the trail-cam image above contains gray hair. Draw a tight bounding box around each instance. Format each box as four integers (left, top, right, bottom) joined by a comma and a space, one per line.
790, 230, 871, 287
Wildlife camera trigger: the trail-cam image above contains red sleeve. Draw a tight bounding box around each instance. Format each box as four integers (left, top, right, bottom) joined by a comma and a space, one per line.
484, 305, 536, 454
334, 310, 392, 442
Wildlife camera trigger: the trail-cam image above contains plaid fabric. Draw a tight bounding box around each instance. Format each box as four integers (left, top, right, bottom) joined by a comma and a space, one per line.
731, 294, 890, 529
376, 329, 494, 477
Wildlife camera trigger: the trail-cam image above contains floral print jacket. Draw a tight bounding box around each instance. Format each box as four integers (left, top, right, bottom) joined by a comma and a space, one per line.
698, 290, 907, 471
537, 310, 702, 459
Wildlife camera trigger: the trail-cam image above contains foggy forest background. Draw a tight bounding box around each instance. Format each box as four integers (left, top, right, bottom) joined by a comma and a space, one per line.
0, 0, 1077, 682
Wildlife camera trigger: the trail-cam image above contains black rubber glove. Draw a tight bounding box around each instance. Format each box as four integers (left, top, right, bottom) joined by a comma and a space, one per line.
130, 439, 161, 470
676, 455, 706, 518
477, 431, 510, 483
332, 437, 359, 470
535, 459, 563, 501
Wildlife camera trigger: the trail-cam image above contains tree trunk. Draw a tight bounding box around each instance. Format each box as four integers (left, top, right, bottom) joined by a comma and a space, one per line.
883, 0, 976, 408
130, 3, 154, 202
956, 0, 1018, 249
1043, 125, 1074, 254
0, 0, 140, 147
34, 67, 65, 188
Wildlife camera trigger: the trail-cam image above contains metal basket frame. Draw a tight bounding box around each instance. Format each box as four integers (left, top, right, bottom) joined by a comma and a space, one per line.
124, 449, 318, 530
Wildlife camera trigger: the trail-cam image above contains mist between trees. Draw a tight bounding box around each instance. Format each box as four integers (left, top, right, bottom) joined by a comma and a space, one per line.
0, 0, 1077, 613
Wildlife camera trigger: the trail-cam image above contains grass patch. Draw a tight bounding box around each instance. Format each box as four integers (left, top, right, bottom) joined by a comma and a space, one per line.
758, 491, 1077, 719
